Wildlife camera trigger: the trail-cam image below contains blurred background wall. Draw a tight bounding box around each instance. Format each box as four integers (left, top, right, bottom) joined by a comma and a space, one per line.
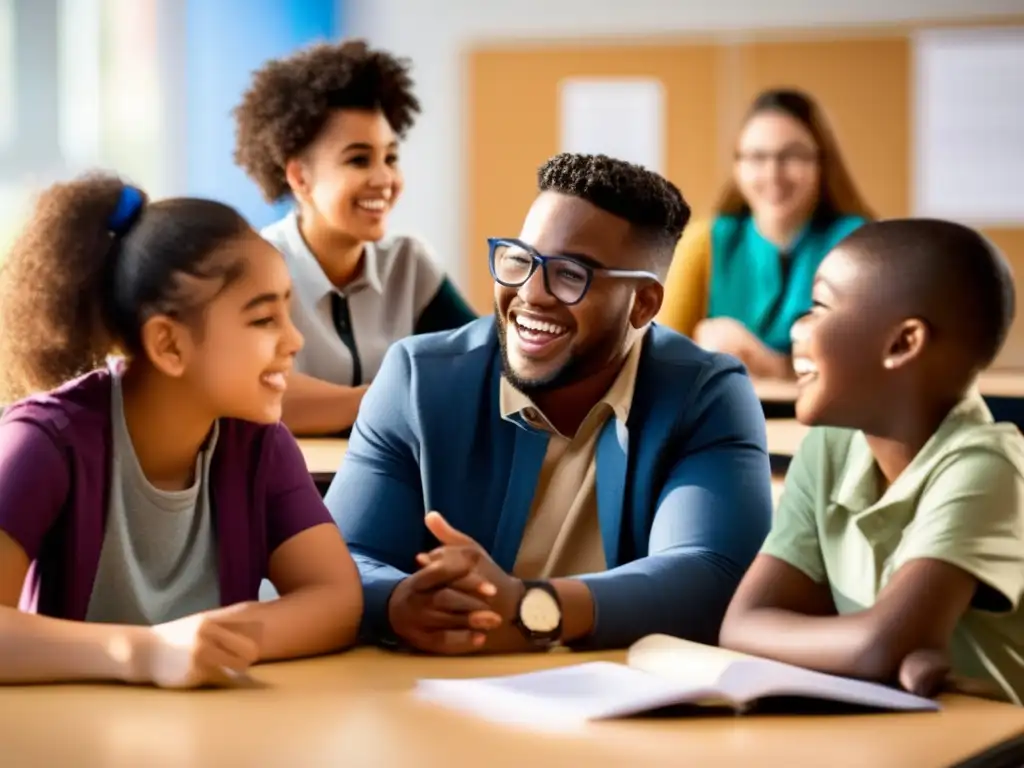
0, 0, 337, 255
344, 0, 1023, 282
185, 0, 338, 229
2, 0, 1023, 359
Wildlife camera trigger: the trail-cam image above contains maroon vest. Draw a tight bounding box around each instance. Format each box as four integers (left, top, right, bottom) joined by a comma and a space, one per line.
5, 369, 283, 620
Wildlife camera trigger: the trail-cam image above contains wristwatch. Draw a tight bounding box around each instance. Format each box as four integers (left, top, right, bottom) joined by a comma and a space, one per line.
513, 581, 563, 646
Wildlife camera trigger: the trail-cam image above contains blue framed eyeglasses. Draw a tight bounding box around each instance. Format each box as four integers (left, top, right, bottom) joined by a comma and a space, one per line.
487, 238, 659, 306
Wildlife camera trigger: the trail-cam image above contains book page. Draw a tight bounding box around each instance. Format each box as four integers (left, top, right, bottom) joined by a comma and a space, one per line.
719, 658, 940, 712
416, 661, 717, 725
627, 635, 939, 712
627, 634, 751, 687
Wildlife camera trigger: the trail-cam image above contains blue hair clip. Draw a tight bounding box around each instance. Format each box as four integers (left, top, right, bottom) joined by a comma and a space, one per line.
107, 185, 144, 236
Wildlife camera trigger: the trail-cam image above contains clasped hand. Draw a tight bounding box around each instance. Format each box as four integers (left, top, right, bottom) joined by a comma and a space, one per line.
387, 511, 525, 654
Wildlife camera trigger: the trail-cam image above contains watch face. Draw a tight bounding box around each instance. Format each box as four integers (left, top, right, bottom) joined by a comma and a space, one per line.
520, 587, 560, 633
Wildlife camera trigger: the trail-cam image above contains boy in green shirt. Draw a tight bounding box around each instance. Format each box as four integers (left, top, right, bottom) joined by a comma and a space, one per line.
720, 218, 1024, 704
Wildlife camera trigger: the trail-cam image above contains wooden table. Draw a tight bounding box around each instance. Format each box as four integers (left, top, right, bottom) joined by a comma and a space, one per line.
771, 475, 785, 507
767, 419, 810, 458
298, 438, 348, 484
764, 419, 808, 487
978, 371, 1024, 398
300, 438, 793, 506
753, 376, 802, 403
2, 648, 1022, 767
753, 371, 1024, 404
300, 426, 809, 476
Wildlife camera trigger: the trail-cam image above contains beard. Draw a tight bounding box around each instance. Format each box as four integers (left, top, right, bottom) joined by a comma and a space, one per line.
495, 302, 584, 396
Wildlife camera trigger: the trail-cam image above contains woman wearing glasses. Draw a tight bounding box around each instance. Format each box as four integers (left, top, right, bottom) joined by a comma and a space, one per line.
657, 89, 872, 379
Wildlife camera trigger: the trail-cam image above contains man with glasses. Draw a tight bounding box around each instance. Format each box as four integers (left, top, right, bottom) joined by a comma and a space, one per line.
327, 153, 774, 654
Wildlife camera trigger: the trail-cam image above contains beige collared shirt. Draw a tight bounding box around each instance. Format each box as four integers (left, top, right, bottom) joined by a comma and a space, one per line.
501, 333, 644, 580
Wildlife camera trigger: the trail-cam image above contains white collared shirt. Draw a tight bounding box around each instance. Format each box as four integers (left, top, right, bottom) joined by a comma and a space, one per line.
261, 211, 446, 386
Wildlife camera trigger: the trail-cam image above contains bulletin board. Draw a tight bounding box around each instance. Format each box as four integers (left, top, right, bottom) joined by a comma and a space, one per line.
466, 43, 720, 313
465, 17, 1024, 368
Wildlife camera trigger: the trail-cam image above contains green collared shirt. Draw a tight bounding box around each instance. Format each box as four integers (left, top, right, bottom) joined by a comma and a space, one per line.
763, 392, 1024, 703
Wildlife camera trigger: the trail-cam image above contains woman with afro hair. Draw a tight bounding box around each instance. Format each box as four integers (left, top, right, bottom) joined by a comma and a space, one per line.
234, 40, 476, 436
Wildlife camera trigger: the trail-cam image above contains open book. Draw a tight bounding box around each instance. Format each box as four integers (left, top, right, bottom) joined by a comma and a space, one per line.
414, 635, 940, 725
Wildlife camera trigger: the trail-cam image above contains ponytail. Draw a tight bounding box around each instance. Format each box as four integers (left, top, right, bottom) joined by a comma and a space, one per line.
0, 173, 250, 403
0, 174, 129, 402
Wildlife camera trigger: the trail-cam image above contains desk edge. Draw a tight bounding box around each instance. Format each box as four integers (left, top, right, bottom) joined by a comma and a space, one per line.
952, 728, 1024, 768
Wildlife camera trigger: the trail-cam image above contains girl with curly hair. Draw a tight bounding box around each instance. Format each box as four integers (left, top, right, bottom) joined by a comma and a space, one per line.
0, 177, 362, 687
234, 40, 476, 435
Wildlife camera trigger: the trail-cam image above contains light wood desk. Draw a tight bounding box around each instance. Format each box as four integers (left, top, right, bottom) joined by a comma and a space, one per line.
753, 376, 801, 403
766, 419, 810, 458
297, 438, 348, 484
754, 371, 1024, 404
300, 426, 809, 474
301, 438, 795, 506
1, 648, 1022, 767
977, 371, 1024, 398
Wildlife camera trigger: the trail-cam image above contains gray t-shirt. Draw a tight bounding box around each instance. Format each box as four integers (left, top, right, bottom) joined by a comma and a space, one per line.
85, 374, 221, 625
261, 211, 446, 387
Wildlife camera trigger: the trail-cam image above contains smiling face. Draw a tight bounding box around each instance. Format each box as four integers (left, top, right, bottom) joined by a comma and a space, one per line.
734, 110, 821, 231
289, 108, 402, 243
163, 234, 304, 424
494, 192, 662, 394
790, 245, 902, 429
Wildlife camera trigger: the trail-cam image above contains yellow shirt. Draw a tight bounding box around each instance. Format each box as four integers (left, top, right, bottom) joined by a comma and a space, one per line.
655, 220, 711, 338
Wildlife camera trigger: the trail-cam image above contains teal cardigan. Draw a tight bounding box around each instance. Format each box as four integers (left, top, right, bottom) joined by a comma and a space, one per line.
708, 214, 866, 353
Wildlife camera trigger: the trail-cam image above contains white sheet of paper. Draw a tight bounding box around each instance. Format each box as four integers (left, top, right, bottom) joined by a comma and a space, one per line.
913, 27, 1024, 224
416, 641, 939, 728
559, 78, 665, 173
415, 661, 703, 727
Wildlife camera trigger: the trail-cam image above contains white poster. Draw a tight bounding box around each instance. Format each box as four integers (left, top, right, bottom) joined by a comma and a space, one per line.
559, 77, 665, 174
913, 27, 1024, 224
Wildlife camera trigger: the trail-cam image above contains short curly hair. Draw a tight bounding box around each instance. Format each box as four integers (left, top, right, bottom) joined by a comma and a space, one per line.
233, 39, 420, 202
537, 153, 690, 271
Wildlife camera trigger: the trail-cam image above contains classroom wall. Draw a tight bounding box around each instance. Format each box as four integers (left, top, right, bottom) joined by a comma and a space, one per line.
184, 0, 340, 229
344, 0, 1023, 285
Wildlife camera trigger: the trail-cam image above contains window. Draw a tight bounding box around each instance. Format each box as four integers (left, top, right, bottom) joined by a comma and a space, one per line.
98, 0, 166, 194
59, 0, 166, 193
0, 0, 13, 150
0, 0, 57, 258
0, 0, 170, 257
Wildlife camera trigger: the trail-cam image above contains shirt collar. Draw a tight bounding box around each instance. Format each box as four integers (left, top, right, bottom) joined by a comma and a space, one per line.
832, 388, 993, 511
499, 329, 645, 436
282, 210, 384, 299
